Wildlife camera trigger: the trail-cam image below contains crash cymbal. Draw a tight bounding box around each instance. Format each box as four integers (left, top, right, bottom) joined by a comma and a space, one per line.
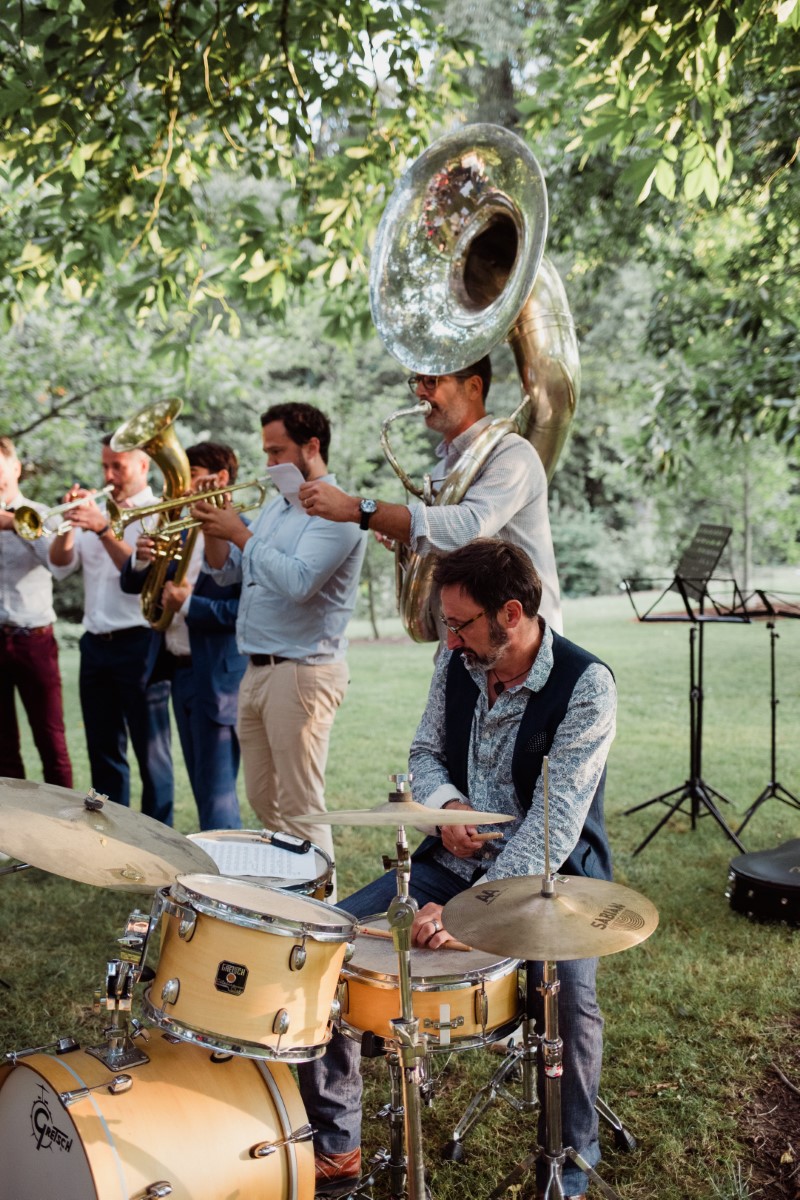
292, 798, 514, 828
443, 874, 659, 961
0, 778, 219, 892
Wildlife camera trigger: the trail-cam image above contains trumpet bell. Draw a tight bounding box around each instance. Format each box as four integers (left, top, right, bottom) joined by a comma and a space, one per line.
11, 506, 43, 541
369, 123, 548, 373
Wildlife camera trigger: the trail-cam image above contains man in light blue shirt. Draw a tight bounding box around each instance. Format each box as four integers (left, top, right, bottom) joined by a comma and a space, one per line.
195, 403, 366, 868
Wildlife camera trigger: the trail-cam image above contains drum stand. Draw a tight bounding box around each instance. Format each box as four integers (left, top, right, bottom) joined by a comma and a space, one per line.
486, 959, 623, 1200
441, 968, 635, 1163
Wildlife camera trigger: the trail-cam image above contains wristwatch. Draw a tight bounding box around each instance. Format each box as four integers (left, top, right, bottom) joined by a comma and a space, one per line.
358, 498, 378, 530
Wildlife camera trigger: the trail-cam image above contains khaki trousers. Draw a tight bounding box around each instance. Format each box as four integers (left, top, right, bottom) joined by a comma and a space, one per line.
237, 659, 349, 888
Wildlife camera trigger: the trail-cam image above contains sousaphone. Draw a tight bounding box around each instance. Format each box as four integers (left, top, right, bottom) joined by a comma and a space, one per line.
370, 124, 580, 642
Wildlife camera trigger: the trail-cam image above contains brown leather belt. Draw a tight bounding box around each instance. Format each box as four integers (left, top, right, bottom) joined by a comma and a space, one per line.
250, 653, 290, 666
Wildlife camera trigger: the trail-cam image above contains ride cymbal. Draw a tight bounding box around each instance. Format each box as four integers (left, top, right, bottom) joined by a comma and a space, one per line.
443, 874, 659, 961
292, 799, 514, 828
0, 778, 218, 892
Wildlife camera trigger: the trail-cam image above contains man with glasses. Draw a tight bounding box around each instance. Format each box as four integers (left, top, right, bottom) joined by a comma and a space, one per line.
298, 355, 563, 632
299, 538, 615, 1199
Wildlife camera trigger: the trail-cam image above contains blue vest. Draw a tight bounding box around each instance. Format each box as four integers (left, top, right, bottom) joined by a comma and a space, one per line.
441, 632, 613, 881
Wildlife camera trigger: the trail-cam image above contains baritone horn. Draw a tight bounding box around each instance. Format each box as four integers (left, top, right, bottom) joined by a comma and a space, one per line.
13, 485, 114, 541
109, 397, 193, 632
369, 123, 580, 642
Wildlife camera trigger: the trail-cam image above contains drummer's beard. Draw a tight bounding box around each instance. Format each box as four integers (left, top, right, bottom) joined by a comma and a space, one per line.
460, 616, 509, 671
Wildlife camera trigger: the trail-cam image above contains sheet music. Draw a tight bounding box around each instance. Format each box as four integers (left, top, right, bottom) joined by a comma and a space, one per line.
266, 463, 306, 511
194, 837, 318, 880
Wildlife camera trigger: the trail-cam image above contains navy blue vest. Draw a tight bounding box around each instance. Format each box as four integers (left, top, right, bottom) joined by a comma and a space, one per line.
440, 632, 613, 881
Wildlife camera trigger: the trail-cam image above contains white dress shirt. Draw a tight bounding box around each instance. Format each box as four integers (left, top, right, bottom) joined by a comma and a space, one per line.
49, 486, 157, 634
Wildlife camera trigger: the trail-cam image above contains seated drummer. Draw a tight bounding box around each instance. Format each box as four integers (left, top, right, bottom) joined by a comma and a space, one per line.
298, 538, 617, 1200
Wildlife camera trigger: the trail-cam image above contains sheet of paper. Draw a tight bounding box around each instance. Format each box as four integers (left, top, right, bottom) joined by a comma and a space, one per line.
193, 837, 318, 880
266, 463, 306, 512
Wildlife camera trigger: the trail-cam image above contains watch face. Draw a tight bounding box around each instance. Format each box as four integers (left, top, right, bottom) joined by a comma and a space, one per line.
361, 499, 378, 515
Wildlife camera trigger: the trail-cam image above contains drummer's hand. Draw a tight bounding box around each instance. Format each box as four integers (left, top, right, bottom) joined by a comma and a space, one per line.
412, 902, 450, 951
440, 800, 485, 858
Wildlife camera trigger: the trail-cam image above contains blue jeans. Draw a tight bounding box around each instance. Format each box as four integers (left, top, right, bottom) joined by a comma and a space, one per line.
297, 855, 603, 1195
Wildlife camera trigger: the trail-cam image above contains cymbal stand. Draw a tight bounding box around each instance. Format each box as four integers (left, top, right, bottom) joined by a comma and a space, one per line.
381, 816, 429, 1200
441, 965, 635, 1162
487, 804, 623, 1200
736, 619, 800, 834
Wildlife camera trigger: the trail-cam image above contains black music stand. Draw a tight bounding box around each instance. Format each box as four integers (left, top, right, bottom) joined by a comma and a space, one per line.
735, 590, 800, 835
621, 524, 749, 856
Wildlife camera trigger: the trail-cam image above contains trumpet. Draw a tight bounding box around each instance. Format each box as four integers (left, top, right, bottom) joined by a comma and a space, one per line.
13, 485, 114, 541
107, 478, 270, 542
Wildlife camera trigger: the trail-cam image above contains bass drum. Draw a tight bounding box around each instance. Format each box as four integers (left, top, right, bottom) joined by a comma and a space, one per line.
0, 1032, 313, 1200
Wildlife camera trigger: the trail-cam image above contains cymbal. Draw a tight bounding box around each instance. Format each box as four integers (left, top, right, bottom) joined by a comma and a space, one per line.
0, 778, 219, 892
292, 799, 514, 829
443, 874, 659, 961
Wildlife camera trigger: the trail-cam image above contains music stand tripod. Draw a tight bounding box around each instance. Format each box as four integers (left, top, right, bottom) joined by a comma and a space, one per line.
736, 591, 800, 835
621, 524, 748, 856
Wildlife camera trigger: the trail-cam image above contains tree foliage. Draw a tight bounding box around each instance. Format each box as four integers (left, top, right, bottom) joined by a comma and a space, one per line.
0, 0, 467, 332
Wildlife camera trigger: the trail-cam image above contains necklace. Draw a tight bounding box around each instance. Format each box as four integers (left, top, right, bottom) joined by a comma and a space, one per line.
491, 664, 532, 697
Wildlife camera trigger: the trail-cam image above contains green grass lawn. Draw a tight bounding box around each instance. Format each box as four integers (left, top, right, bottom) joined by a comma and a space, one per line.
2, 586, 799, 1199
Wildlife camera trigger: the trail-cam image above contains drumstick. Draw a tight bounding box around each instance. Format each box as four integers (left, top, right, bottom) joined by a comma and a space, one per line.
359, 926, 473, 953
472, 831, 504, 842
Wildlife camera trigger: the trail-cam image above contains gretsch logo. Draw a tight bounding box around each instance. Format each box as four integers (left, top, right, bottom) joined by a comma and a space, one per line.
30, 1086, 73, 1153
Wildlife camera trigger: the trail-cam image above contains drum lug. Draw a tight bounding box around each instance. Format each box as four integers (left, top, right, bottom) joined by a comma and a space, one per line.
474, 984, 489, 1030
161, 977, 181, 1006
289, 942, 307, 972
343, 940, 356, 964
178, 911, 197, 941
329, 998, 342, 1022
60, 1073, 133, 1106
337, 978, 349, 1012
135, 1184, 173, 1199
273, 1008, 291, 1036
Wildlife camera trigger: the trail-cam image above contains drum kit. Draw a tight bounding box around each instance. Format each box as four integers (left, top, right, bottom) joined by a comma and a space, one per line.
0, 771, 659, 1200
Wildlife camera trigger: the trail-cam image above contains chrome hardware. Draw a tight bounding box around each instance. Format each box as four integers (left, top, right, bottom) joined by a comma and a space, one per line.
329, 998, 342, 1022
5, 1036, 79, 1064
250, 1122, 315, 1159
161, 977, 180, 1005
83, 788, 107, 811
135, 1183, 173, 1198
178, 911, 196, 941
289, 943, 307, 972
272, 1009, 291, 1036
423, 1014, 464, 1032
474, 986, 489, 1028
60, 1073, 132, 1106
343, 941, 356, 964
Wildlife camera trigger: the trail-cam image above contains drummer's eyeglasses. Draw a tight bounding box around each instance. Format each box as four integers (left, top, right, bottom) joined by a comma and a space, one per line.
439, 610, 486, 638
406, 371, 477, 395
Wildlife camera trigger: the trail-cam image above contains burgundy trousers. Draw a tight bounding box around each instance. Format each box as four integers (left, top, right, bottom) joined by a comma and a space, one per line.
0, 625, 73, 787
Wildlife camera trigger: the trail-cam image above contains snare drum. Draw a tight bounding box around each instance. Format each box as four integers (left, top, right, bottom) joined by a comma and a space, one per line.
339, 917, 522, 1052
144, 874, 356, 1061
0, 1031, 313, 1199
187, 829, 333, 900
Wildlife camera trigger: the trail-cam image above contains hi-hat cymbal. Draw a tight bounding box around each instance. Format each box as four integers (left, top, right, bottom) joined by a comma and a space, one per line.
443, 874, 659, 961
0, 778, 219, 892
293, 799, 514, 829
